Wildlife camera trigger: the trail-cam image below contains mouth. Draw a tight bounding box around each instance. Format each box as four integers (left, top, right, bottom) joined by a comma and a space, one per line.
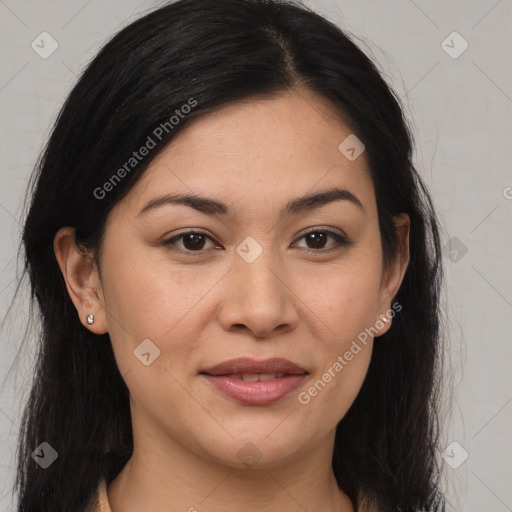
202, 372, 301, 381
200, 357, 308, 405
200, 356, 307, 376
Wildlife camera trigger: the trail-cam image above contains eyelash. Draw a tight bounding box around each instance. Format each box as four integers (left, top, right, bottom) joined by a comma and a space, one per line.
161, 228, 352, 256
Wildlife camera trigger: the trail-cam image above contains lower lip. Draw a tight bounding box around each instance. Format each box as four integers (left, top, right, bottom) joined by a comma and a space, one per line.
201, 374, 307, 405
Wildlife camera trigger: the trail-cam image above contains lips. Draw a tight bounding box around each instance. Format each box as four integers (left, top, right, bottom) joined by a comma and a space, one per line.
200, 357, 307, 377
200, 357, 308, 405
227, 372, 287, 381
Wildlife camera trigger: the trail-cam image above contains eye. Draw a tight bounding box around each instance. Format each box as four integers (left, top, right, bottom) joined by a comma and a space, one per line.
293, 229, 352, 253
161, 228, 352, 256
161, 231, 220, 254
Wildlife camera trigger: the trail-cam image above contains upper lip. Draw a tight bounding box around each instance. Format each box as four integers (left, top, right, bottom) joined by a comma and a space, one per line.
200, 357, 308, 376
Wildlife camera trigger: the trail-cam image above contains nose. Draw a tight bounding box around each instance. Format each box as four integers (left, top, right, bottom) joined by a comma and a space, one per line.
216, 245, 299, 339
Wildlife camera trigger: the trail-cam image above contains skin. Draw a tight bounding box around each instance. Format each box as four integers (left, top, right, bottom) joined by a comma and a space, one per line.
54, 87, 410, 512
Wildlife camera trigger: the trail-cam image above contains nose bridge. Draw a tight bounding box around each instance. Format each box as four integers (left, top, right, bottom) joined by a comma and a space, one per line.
217, 234, 298, 336
236, 235, 281, 295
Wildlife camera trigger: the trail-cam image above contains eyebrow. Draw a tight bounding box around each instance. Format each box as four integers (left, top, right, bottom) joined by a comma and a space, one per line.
137, 187, 365, 218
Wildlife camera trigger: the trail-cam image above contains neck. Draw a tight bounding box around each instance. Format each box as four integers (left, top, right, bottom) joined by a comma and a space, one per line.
107, 427, 354, 512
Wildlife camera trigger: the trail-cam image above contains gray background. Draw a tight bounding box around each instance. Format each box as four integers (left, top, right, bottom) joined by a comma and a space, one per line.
1, 1, 511, 511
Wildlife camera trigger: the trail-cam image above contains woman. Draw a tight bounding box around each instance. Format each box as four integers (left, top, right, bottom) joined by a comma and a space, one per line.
15, 0, 447, 510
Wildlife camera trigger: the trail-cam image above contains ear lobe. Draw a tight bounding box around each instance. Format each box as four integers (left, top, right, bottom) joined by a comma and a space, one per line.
375, 213, 410, 337
53, 227, 108, 334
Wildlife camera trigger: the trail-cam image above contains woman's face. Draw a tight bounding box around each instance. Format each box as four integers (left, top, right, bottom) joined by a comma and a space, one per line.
57, 88, 409, 470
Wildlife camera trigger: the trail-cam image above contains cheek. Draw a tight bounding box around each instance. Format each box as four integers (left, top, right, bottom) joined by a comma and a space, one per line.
299, 255, 383, 342
99, 245, 227, 385
292, 255, 381, 408
295, 324, 374, 439
101, 245, 210, 333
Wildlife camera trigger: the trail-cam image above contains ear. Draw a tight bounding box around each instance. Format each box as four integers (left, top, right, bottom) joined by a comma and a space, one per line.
374, 213, 410, 337
53, 227, 108, 334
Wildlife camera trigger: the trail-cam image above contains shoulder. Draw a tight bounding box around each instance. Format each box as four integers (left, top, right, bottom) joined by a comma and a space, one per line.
84, 476, 112, 512
356, 490, 379, 512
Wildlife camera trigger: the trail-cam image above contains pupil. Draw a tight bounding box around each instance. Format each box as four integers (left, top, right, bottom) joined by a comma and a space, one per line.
307, 232, 326, 249
184, 233, 205, 250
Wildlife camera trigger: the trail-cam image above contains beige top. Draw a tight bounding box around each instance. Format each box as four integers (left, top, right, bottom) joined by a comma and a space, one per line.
85, 476, 112, 512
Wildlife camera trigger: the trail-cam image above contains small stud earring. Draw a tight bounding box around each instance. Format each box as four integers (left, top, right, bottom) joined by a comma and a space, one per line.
86, 314, 94, 325
381, 316, 389, 323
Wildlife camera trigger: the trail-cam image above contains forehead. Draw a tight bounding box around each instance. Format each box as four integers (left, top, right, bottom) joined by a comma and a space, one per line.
114, 88, 376, 219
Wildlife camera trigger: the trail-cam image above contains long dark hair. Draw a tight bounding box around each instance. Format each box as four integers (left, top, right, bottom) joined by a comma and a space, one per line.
12, 0, 447, 510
